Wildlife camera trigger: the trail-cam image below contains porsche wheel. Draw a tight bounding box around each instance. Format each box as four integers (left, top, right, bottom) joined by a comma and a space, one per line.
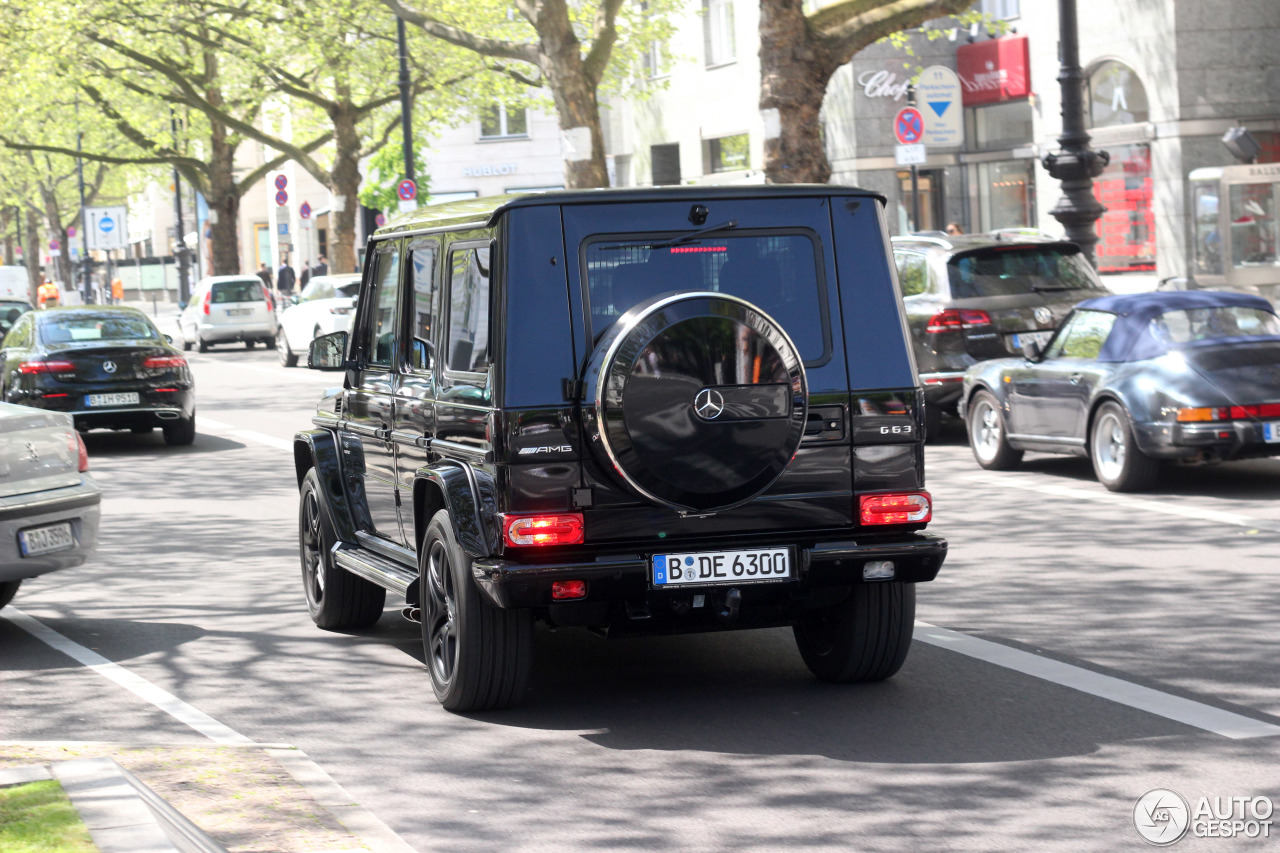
966, 390, 1023, 470
1090, 402, 1159, 492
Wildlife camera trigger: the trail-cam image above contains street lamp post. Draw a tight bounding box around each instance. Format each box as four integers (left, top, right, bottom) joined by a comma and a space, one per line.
170, 110, 191, 303
397, 16, 414, 184
76, 130, 92, 302
1041, 0, 1108, 268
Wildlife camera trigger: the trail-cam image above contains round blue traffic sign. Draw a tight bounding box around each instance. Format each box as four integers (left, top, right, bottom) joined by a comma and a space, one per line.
894, 107, 925, 145
98, 215, 115, 233
397, 179, 417, 201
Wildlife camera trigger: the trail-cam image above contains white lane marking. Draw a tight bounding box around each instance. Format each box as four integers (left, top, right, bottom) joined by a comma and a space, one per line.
947, 464, 1280, 532
916, 621, 1280, 740
199, 415, 293, 451
4, 608, 254, 745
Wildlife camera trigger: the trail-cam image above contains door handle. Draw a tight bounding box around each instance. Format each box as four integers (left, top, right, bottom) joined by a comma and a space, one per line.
1069, 373, 1083, 384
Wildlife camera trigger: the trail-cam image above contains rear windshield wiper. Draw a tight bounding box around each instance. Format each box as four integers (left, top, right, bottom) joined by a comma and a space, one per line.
649, 219, 739, 250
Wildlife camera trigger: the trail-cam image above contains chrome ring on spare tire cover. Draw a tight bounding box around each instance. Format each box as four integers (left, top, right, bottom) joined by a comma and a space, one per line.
583, 291, 808, 513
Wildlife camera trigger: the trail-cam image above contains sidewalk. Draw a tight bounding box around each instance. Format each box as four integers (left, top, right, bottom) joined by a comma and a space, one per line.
0, 742, 418, 853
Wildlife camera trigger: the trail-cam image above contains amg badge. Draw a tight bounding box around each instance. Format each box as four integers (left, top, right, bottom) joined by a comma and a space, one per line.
518, 445, 574, 455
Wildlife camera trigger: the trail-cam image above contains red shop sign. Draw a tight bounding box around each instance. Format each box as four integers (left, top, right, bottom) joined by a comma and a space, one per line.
957, 35, 1031, 106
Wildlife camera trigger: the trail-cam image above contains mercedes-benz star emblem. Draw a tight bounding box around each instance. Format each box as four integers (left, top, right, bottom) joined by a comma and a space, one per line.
694, 388, 725, 420
102, 360, 117, 374
1034, 307, 1052, 326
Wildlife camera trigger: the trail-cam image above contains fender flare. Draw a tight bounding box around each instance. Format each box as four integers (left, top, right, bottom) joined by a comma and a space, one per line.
412, 461, 498, 559
292, 429, 359, 543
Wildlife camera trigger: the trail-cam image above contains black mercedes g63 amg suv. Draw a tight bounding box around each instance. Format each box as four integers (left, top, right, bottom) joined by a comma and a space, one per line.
294, 186, 946, 711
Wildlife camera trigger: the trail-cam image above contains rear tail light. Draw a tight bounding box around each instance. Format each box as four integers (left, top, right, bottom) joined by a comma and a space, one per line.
202, 290, 211, 315
1177, 404, 1280, 422
67, 430, 89, 472
18, 359, 75, 374
859, 492, 931, 525
502, 513, 585, 547
926, 309, 992, 333
263, 285, 274, 312
144, 355, 188, 369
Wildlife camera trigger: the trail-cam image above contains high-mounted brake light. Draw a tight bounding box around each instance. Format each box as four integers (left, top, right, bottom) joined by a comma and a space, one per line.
926, 309, 991, 333
18, 359, 75, 374
144, 355, 187, 369
859, 492, 931, 525
202, 290, 212, 315
670, 246, 727, 254
502, 513, 585, 547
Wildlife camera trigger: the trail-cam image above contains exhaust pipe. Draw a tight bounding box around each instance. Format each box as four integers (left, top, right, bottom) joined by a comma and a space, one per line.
401, 606, 421, 623
156, 411, 180, 420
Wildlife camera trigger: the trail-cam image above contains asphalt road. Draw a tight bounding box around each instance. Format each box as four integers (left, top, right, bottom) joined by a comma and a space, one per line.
4, 342, 1280, 852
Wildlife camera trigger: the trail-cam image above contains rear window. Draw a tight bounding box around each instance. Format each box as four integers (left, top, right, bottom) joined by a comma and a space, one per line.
211, 280, 264, 303
583, 231, 830, 363
41, 313, 160, 343
947, 245, 1105, 298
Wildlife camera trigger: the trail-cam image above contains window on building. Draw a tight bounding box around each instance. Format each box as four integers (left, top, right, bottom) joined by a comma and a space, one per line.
480, 105, 528, 139
706, 134, 749, 173
1092, 143, 1155, 272
427, 191, 480, 206
977, 159, 1036, 232
651, 143, 681, 186
318, 227, 328, 260
1086, 61, 1149, 128
703, 0, 735, 66
973, 100, 1033, 149
896, 169, 945, 233
979, 0, 1019, 19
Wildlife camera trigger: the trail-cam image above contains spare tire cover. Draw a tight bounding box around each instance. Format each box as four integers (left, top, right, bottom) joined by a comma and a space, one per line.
584, 291, 808, 513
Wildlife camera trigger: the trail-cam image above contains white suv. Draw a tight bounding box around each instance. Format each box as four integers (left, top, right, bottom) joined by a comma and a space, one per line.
275, 274, 361, 367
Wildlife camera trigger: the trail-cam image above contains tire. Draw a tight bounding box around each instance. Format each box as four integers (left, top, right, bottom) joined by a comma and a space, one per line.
299, 469, 385, 630
966, 390, 1023, 470
180, 327, 192, 352
264, 335, 277, 350
923, 402, 942, 443
162, 414, 196, 446
1090, 402, 1160, 492
278, 328, 298, 367
244, 339, 255, 349
0, 580, 20, 610
794, 582, 916, 683
197, 336, 209, 353
421, 509, 532, 711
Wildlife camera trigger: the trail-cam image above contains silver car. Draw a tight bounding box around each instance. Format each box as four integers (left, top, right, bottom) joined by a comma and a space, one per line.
1, 403, 101, 610
176, 275, 278, 352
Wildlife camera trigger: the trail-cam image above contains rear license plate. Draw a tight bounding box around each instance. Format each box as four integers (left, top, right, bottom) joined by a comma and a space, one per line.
86, 392, 139, 407
18, 522, 75, 557
1011, 331, 1053, 349
652, 548, 791, 587
1264, 422, 1280, 443
226, 308, 252, 316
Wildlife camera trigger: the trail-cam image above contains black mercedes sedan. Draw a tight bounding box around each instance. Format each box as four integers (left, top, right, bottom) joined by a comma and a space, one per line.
0, 306, 195, 445
959, 290, 1280, 491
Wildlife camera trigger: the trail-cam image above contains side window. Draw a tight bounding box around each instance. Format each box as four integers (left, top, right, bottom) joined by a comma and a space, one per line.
894, 251, 929, 297
361, 244, 402, 367
1045, 310, 1117, 360
445, 246, 491, 374
409, 244, 439, 371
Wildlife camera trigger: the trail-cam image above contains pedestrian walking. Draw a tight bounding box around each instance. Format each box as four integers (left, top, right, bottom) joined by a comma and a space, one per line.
111, 277, 124, 305
257, 263, 273, 288
312, 256, 328, 277
299, 260, 311, 290
37, 277, 59, 309
945, 221, 965, 236
277, 259, 297, 296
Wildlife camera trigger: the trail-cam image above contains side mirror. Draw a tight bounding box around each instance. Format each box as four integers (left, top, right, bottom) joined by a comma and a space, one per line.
163, 334, 174, 344
1022, 339, 1044, 362
309, 330, 350, 370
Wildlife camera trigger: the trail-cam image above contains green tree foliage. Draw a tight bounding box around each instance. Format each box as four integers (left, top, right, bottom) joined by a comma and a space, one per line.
359, 143, 430, 212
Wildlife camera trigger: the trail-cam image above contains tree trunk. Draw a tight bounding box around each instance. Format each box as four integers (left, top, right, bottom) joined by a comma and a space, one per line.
759, 0, 838, 184
38, 188, 74, 291
23, 207, 41, 302
328, 104, 363, 274
207, 122, 242, 275
537, 8, 610, 188
1, 207, 13, 266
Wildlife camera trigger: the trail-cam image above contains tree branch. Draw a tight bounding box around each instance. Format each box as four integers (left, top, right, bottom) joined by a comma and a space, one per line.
583, 0, 627, 86
381, 0, 539, 64
814, 0, 972, 62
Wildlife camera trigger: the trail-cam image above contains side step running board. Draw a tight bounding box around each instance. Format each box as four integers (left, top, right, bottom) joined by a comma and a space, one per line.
333, 545, 418, 596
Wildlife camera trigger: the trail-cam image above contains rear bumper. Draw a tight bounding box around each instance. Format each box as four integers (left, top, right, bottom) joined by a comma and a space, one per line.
471, 532, 947, 610
198, 322, 276, 342
1138, 420, 1280, 461
0, 476, 101, 581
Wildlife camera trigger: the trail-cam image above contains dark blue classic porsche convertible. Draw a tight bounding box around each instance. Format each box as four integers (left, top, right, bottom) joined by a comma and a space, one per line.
959, 290, 1280, 491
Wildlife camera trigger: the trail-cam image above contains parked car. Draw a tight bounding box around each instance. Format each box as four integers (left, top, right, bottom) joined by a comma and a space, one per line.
0, 305, 196, 445
1, 299, 32, 340
960, 290, 1280, 491
0, 402, 100, 611
275, 274, 361, 367
892, 234, 1110, 437
294, 186, 947, 711
176, 275, 277, 352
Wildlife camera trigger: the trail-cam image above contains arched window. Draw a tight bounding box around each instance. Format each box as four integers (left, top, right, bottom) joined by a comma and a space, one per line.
1086, 60, 1149, 127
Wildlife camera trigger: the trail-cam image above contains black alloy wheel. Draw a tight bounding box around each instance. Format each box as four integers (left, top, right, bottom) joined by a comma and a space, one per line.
420, 509, 531, 711
278, 328, 298, 367
298, 469, 385, 630
793, 582, 916, 683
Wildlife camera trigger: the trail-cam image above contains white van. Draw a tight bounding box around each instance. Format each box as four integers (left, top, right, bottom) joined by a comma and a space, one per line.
0, 266, 31, 303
